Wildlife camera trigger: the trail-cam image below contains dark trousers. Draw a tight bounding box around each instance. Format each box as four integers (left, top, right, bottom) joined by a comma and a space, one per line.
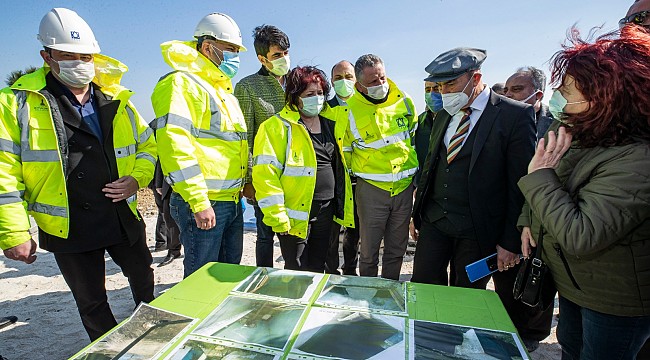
411, 218, 490, 289
278, 200, 334, 273
161, 194, 181, 257
325, 184, 360, 275
53, 237, 154, 341
492, 262, 554, 341
558, 296, 650, 360
254, 204, 276, 267
152, 187, 168, 247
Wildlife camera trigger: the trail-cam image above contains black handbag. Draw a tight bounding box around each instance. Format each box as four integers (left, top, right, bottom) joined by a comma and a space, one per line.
513, 226, 556, 308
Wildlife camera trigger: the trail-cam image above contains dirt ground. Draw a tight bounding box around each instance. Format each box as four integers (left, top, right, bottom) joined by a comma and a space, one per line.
0, 188, 561, 359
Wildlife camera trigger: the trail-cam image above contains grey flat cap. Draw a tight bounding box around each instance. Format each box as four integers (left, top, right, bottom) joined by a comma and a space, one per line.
424, 47, 487, 82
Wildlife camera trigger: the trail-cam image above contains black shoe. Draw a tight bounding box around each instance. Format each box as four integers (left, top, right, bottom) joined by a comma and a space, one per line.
523, 339, 539, 353
0, 316, 17, 330
154, 242, 167, 252
157, 253, 181, 267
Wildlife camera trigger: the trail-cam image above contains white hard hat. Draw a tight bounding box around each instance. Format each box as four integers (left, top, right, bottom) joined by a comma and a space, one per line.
37, 8, 101, 54
194, 13, 247, 52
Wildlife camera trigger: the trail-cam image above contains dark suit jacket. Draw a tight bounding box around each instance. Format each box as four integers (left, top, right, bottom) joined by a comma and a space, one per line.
535, 104, 554, 140
413, 90, 536, 255
39, 73, 144, 253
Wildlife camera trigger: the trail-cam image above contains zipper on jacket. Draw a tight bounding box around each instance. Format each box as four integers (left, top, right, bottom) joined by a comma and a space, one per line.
553, 243, 581, 290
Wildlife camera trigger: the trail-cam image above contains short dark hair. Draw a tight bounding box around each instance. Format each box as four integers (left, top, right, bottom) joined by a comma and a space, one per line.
516, 66, 547, 92
285, 66, 330, 112
253, 25, 290, 57
354, 54, 383, 81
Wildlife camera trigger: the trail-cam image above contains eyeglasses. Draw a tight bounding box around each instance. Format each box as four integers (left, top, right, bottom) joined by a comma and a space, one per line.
619, 10, 649, 28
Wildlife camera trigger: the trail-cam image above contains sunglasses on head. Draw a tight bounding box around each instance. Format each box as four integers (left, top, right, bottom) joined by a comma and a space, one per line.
619, 10, 649, 28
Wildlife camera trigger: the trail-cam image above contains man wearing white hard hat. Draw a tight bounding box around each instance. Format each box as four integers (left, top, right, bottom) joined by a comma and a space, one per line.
151, 13, 248, 278
0, 8, 157, 340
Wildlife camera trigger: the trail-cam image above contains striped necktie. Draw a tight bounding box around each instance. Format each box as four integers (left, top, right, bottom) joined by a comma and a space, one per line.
446, 108, 473, 164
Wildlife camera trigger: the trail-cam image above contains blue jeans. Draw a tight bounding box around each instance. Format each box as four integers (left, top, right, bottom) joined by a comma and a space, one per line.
170, 193, 243, 278
558, 296, 650, 360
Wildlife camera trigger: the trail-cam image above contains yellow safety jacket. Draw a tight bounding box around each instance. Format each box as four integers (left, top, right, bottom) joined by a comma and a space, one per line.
343, 78, 418, 196
0, 55, 157, 250
151, 41, 248, 213
252, 105, 354, 238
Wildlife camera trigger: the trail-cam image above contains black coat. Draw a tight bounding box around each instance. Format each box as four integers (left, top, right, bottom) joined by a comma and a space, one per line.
413, 90, 536, 255
39, 74, 145, 253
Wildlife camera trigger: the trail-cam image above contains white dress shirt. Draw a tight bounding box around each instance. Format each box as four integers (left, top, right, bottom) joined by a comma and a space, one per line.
443, 85, 491, 149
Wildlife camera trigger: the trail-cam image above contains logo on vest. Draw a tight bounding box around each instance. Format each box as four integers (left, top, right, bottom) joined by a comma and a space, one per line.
396, 117, 406, 128
33, 99, 49, 112
365, 131, 376, 141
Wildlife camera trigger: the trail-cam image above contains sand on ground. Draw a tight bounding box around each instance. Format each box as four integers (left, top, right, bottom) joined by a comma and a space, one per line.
0, 189, 561, 359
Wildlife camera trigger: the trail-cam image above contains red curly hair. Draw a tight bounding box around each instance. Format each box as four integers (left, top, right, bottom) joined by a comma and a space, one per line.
285, 66, 331, 112
550, 25, 650, 147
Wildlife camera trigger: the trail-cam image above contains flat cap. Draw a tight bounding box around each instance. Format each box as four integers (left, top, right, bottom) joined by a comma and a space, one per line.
424, 47, 487, 82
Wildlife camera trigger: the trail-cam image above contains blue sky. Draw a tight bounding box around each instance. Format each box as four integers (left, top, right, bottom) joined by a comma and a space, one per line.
0, 1, 624, 121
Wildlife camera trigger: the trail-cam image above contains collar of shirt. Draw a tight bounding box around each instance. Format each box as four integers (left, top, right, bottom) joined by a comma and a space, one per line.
335, 95, 348, 106
443, 84, 490, 148
57, 80, 95, 108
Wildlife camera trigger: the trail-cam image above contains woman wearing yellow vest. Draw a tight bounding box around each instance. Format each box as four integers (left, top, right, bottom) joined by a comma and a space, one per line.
252, 66, 354, 272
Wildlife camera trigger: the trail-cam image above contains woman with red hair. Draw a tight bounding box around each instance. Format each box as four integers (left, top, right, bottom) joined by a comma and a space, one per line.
252, 66, 354, 272
519, 25, 650, 359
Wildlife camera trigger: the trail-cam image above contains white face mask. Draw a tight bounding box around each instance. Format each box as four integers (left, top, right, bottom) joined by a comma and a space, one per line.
441, 76, 474, 115
52, 59, 95, 88
300, 95, 325, 117
521, 90, 540, 104
267, 55, 290, 76
333, 79, 355, 98
361, 81, 389, 100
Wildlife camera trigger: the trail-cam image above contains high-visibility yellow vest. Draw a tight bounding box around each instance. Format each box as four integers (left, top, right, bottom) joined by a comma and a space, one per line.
252, 105, 354, 238
151, 41, 248, 213
343, 78, 418, 196
0, 55, 157, 250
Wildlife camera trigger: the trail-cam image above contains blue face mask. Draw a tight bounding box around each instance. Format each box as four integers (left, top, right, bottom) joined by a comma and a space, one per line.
210, 45, 240, 79
425, 91, 443, 112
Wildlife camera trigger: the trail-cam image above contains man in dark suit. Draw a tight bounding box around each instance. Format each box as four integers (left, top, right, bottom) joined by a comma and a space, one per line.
410, 48, 536, 289
153, 161, 182, 267
504, 66, 554, 139
500, 66, 556, 352
325, 60, 361, 275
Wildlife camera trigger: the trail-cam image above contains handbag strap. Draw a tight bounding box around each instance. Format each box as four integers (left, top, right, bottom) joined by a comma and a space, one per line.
532, 225, 545, 266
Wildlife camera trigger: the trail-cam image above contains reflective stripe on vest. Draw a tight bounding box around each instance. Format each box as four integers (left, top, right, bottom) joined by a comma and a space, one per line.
165, 163, 242, 190
354, 166, 418, 182
0, 139, 20, 156
253, 154, 284, 171
136, 152, 156, 165
14, 91, 61, 163
152, 113, 245, 141
287, 208, 309, 221
205, 178, 243, 190
348, 98, 413, 150
275, 115, 315, 178
115, 144, 136, 158
165, 164, 202, 185
0, 190, 24, 205
152, 71, 246, 141
258, 194, 285, 209
28, 202, 67, 217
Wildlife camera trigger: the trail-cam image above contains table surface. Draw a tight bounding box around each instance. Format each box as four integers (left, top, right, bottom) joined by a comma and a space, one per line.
73, 262, 520, 359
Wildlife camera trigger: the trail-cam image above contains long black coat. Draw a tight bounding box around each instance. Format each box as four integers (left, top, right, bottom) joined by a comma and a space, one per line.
412, 90, 536, 255
39, 74, 144, 253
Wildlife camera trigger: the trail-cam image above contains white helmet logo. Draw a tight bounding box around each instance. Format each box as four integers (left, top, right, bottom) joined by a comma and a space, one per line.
70, 31, 80, 40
